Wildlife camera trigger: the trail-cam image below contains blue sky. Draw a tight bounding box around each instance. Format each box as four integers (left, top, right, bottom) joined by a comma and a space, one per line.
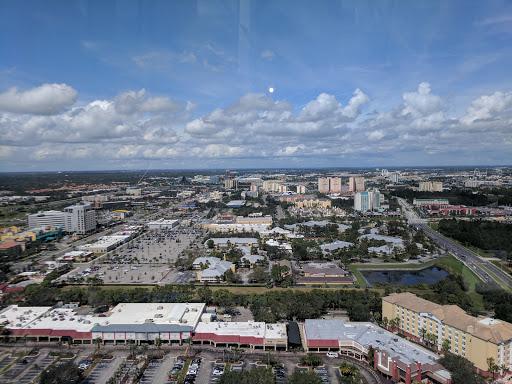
1, 0, 511, 171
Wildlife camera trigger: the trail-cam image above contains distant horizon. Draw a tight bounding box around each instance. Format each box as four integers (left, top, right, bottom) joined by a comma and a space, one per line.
1, 164, 511, 175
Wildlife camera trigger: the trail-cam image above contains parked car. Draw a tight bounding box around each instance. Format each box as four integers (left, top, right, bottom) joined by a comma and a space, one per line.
326, 352, 339, 358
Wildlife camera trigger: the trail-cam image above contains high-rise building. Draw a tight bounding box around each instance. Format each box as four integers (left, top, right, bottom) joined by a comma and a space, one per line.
349, 176, 365, 192
318, 177, 342, 194
224, 178, 239, 190
354, 190, 380, 212
262, 180, 284, 193
28, 203, 96, 234
418, 181, 443, 192
392, 172, 400, 184
209, 176, 220, 184
297, 185, 306, 194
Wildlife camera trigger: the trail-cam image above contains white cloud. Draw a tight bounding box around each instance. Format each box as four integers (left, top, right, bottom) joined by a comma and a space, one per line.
1, 88, 187, 146
261, 50, 275, 60
461, 90, 512, 125
401, 82, 443, 117
0, 83, 77, 115
2, 82, 512, 169
180, 52, 197, 63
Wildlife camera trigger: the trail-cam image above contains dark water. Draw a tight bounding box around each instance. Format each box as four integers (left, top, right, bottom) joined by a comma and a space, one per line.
361, 266, 449, 285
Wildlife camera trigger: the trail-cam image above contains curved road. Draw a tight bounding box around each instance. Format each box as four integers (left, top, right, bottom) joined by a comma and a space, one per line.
397, 198, 512, 290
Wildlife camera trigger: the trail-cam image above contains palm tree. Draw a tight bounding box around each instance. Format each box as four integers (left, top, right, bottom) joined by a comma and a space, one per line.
395, 317, 401, 334
339, 361, 359, 377
419, 328, 427, 343
441, 339, 451, 353
154, 337, 162, 352
93, 337, 102, 353
232, 347, 243, 363
389, 318, 397, 332
128, 342, 138, 360
487, 357, 499, 379
382, 317, 389, 329
184, 336, 193, 357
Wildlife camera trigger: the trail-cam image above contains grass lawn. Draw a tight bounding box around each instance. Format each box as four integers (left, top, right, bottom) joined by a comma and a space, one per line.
428, 222, 439, 231
349, 266, 368, 288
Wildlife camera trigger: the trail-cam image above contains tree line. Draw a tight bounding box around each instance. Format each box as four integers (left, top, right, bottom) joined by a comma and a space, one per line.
438, 218, 512, 253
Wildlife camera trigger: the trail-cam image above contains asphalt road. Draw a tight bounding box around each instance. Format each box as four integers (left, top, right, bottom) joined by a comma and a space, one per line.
397, 198, 512, 290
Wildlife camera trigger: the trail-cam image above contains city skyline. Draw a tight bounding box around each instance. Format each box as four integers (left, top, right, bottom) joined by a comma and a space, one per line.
1, 1, 512, 171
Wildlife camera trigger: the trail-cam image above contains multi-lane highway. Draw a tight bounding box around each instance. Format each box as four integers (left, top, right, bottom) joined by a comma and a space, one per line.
397, 197, 512, 290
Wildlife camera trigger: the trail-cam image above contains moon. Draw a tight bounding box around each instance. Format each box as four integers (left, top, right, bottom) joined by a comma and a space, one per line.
269, 87, 274, 93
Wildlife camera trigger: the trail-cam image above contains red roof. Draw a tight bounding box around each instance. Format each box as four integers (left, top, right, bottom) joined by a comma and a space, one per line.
307, 339, 339, 347
50, 330, 92, 339
0, 283, 9, 291
0, 241, 22, 249
9, 328, 52, 336
3, 286, 24, 293
193, 332, 264, 345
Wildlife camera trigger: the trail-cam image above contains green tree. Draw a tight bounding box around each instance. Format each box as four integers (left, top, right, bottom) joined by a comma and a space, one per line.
224, 269, 240, 284
442, 339, 451, 353
286, 370, 322, 384
207, 239, 215, 249
40, 361, 82, 384
339, 361, 360, 377
93, 336, 102, 352
197, 284, 213, 304
419, 327, 427, 342
487, 357, 499, 379
250, 266, 267, 283
299, 352, 323, 368
217, 368, 275, 384
439, 353, 486, 384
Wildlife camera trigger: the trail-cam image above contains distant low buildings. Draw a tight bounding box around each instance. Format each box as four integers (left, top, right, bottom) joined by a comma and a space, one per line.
204, 237, 259, 249
413, 198, 449, 206
297, 262, 353, 284
193, 257, 235, 282
147, 218, 180, 230
295, 197, 331, 209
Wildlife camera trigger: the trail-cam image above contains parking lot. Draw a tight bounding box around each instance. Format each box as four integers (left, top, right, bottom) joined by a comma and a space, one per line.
139, 358, 161, 384
0, 347, 367, 384
14, 355, 56, 384
82, 358, 120, 384
0, 355, 37, 384
66, 228, 205, 285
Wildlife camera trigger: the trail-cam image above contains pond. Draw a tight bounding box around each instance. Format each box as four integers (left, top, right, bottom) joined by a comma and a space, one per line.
361, 266, 449, 286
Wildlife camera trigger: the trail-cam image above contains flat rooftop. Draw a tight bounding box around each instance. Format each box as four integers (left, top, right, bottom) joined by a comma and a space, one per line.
195, 321, 287, 340
305, 319, 439, 366
22, 308, 105, 333
0, 306, 51, 329
104, 303, 205, 328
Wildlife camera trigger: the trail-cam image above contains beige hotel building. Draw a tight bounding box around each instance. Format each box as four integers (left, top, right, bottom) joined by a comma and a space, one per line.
382, 293, 512, 375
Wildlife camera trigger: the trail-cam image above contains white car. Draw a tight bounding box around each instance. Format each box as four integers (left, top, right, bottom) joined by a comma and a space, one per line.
326, 352, 338, 358
212, 368, 224, 376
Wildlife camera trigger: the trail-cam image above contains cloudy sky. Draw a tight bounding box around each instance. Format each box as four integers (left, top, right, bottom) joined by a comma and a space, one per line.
1, 0, 511, 171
